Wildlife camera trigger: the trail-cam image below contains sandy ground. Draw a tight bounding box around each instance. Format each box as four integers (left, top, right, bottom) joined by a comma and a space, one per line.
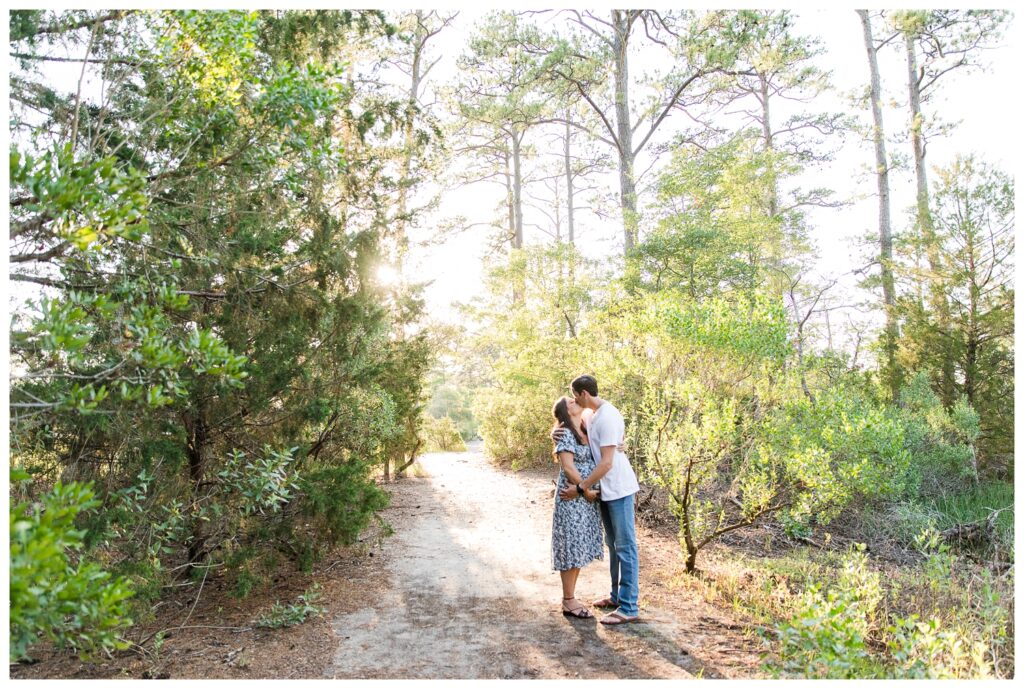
326, 446, 761, 679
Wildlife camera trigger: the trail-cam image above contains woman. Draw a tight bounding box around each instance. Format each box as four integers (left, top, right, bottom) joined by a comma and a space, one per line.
550, 395, 603, 618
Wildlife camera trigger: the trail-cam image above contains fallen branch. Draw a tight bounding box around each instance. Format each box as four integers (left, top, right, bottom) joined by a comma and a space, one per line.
794, 535, 824, 549
940, 505, 1011, 548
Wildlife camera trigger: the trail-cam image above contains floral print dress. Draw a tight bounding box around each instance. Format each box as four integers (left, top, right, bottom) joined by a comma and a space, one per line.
551, 430, 604, 571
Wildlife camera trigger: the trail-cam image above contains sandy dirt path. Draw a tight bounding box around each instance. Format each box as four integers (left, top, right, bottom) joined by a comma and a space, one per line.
325, 446, 755, 679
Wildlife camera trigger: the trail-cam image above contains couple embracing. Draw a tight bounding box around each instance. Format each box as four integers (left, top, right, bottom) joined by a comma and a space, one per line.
550, 374, 640, 625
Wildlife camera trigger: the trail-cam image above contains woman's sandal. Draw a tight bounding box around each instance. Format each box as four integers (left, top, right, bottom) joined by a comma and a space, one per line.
562, 598, 593, 619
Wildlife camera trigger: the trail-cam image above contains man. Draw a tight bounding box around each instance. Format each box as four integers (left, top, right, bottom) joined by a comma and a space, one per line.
556, 374, 640, 625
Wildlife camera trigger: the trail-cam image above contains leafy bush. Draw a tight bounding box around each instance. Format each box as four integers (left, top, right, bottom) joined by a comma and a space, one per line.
298, 460, 390, 548
474, 385, 557, 469
217, 445, 301, 516
758, 384, 917, 523
899, 373, 980, 492
771, 546, 885, 678
630, 289, 914, 571
9, 470, 134, 661
422, 415, 468, 452
253, 583, 326, 629
769, 543, 1007, 678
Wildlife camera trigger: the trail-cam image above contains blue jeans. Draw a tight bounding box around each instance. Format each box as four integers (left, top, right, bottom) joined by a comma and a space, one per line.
599, 493, 639, 617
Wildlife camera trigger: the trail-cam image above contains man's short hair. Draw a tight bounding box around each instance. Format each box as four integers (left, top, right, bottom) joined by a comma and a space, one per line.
571, 375, 598, 397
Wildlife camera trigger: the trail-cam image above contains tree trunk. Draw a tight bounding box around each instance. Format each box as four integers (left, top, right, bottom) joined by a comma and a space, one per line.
759, 72, 787, 302
185, 404, 209, 572
679, 497, 698, 572
503, 147, 515, 247
859, 10, 900, 400
759, 73, 778, 218
905, 33, 955, 406
964, 213, 979, 409
511, 129, 524, 249
564, 114, 575, 246
684, 544, 698, 573
504, 139, 524, 305
552, 176, 562, 242
393, 11, 426, 270
612, 11, 638, 253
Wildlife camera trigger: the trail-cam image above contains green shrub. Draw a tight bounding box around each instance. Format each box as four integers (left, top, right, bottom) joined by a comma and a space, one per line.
474, 386, 556, 469
253, 583, 325, 629
9, 470, 134, 661
885, 614, 992, 678
298, 460, 389, 547
769, 543, 1006, 678
231, 564, 263, 600
765, 384, 917, 514
899, 373, 980, 492
422, 415, 468, 453
770, 546, 885, 678
216, 446, 301, 516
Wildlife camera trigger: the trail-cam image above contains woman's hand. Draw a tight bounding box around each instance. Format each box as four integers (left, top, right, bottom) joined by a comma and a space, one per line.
583, 488, 600, 502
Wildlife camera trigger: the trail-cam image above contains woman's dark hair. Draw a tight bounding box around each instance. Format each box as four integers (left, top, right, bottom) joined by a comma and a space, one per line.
552, 396, 585, 453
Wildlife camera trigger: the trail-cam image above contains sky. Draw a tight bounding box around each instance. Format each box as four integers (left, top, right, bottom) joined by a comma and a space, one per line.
402, 7, 1020, 355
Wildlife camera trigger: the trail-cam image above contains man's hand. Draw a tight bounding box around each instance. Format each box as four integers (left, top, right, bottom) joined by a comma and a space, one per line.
558, 484, 579, 500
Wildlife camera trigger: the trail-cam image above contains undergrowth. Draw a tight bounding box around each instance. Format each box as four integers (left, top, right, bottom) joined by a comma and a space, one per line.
681, 537, 1013, 679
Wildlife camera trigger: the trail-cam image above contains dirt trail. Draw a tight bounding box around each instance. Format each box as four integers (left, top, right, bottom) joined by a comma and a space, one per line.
326, 446, 761, 679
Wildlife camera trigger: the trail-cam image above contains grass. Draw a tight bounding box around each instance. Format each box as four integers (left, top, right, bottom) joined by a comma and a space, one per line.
671, 547, 833, 629
858, 481, 1014, 560
925, 481, 1014, 548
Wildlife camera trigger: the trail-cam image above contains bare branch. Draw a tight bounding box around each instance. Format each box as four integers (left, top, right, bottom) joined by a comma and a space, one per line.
15, 10, 133, 40
10, 241, 70, 264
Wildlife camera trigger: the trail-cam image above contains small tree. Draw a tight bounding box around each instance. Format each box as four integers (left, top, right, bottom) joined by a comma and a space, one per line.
630, 290, 942, 572
466, 244, 599, 468
633, 290, 794, 571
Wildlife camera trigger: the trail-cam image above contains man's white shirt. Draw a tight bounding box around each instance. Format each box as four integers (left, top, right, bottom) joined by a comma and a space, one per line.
587, 401, 640, 501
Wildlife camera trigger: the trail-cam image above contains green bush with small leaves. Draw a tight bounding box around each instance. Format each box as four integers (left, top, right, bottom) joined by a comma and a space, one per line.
474, 386, 557, 469
253, 583, 326, 629
9, 470, 134, 661
299, 460, 390, 549
422, 415, 468, 453
769, 543, 1004, 679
